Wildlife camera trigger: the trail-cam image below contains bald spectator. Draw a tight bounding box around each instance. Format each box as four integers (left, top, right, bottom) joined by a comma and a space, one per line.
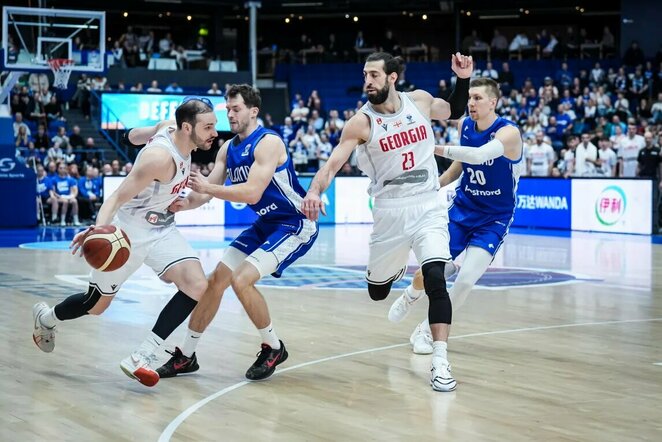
69, 125, 84, 148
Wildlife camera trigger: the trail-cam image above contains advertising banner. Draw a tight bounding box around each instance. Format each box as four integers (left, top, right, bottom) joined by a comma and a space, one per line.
571, 179, 652, 234
100, 93, 231, 131
512, 178, 572, 229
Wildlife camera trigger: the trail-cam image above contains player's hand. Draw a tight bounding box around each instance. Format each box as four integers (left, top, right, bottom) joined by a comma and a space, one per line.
451, 52, 473, 79
187, 171, 210, 194
168, 197, 190, 213
302, 192, 326, 221
70, 225, 95, 256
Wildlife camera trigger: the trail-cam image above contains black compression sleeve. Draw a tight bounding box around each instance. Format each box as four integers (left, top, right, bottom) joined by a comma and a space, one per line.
121, 129, 146, 149
448, 77, 470, 120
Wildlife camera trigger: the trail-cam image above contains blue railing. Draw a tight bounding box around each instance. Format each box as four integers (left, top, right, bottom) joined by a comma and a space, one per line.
89, 89, 131, 162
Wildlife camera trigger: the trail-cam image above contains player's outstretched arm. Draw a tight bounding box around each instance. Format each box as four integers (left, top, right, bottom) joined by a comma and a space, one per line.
303, 115, 365, 221
122, 119, 176, 148
435, 125, 523, 164
187, 135, 281, 204
439, 160, 463, 187
424, 52, 473, 122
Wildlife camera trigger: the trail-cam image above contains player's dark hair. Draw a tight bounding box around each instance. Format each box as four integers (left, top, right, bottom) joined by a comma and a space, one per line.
175, 99, 214, 129
365, 52, 405, 79
225, 83, 262, 109
470, 77, 501, 99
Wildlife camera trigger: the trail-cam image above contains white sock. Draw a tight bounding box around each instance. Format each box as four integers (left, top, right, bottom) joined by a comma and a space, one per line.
432, 341, 448, 361
258, 322, 280, 349
181, 328, 202, 357
405, 285, 424, 302
136, 332, 163, 356
39, 307, 59, 328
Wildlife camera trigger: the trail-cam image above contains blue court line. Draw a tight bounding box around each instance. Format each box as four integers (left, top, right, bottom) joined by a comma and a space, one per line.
18, 240, 232, 250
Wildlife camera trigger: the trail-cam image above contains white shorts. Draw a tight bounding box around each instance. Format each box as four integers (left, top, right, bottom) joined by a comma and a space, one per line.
366, 191, 451, 285
90, 221, 199, 295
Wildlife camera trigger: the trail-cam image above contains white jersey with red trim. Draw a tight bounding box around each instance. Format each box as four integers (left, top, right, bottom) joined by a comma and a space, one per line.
116, 125, 191, 229
356, 92, 439, 199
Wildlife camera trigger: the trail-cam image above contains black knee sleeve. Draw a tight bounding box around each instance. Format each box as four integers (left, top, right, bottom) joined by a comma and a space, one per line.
151, 290, 198, 340
422, 261, 452, 325
54, 284, 102, 320
368, 281, 393, 301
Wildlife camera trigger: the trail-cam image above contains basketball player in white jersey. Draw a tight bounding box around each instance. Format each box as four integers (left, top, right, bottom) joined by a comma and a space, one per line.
388, 78, 524, 355
31, 98, 217, 387
303, 51, 473, 392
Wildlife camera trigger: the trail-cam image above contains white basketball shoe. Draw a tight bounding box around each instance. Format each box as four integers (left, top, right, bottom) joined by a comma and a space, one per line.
388, 286, 424, 323
120, 351, 160, 387
32, 302, 56, 353
431, 357, 457, 392
409, 323, 433, 355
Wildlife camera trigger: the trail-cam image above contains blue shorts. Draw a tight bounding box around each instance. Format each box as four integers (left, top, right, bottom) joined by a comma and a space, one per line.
448, 204, 512, 260
225, 218, 318, 278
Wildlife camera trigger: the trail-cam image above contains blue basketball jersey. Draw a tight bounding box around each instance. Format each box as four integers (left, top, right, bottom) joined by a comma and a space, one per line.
226, 125, 307, 224
452, 117, 524, 217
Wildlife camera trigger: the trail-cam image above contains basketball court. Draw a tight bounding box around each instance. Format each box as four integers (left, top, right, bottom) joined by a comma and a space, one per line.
1, 224, 661, 441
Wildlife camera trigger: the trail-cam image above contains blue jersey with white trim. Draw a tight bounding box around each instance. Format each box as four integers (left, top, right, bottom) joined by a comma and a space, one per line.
226, 125, 307, 223
453, 117, 524, 216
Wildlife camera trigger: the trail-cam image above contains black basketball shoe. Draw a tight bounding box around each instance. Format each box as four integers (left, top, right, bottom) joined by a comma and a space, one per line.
156, 347, 199, 378
245, 340, 288, 381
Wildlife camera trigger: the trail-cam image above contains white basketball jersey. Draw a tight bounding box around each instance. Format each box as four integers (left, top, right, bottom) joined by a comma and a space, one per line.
116, 125, 191, 229
356, 92, 439, 199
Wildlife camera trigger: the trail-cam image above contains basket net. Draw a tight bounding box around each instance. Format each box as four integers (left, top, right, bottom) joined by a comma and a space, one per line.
47, 58, 75, 89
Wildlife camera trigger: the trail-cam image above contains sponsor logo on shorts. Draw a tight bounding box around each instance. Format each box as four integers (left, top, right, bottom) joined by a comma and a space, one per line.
256, 203, 278, 216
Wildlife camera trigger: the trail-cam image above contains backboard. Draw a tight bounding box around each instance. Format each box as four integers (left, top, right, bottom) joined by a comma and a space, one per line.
2, 6, 105, 72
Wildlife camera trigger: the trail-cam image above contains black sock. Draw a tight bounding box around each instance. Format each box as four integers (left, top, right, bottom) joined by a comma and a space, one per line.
151, 290, 198, 340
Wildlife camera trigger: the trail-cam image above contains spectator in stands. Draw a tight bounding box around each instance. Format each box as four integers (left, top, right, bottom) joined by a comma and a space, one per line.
324, 109, 344, 131
396, 69, 416, 92
165, 82, 183, 93
601, 26, 615, 53
499, 62, 514, 95
101, 163, 113, 176
111, 159, 122, 175
77, 166, 101, 222
47, 142, 65, 164
354, 31, 365, 51
291, 99, 310, 125
561, 27, 579, 58
302, 124, 321, 171
24, 144, 42, 166
481, 62, 498, 80
461, 30, 480, 54
120, 26, 139, 67
618, 123, 646, 177
15, 125, 31, 149
338, 162, 355, 176
64, 145, 78, 165
111, 40, 126, 68
36, 164, 54, 223
614, 92, 631, 120
508, 32, 529, 52
122, 162, 133, 175
574, 133, 599, 176
630, 67, 649, 102
207, 82, 223, 95
289, 129, 308, 173
590, 62, 605, 87
141, 31, 156, 57
27, 92, 47, 125
636, 132, 662, 180
545, 115, 564, 150
50, 162, 80, 226
130, 82, 144, 92
46, 161, 57, 177
623, 41, 645, 67
325, 120, 341, 146
12, 112, 31, 138
51, 126, 70, 150
309, 109, 325, 132
527, 130, 556, 176
596, 137, 618, 176
44, 95, 63, 122
317, 132, 333, 169
583, 98, 598, 130
307, 90, 323, 114
651, 93, 662, 124
490, 29, 508, 59
279, 116, 297, 147
436, 79, 450, 100
555, 104, 574, 135
555, 62, 573, 90
69, 125, 84, 148
91, 75, 107, 91
159, 32, 173, 57
381, 29, 401, 56
147, 80, 162, 93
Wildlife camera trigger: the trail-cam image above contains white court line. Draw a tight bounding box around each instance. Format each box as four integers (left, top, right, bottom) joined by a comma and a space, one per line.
653, 362, 662, 366
158, 317, 662, 442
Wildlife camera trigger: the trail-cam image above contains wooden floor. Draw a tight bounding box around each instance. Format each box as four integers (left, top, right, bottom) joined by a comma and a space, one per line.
1, 225, 661, 441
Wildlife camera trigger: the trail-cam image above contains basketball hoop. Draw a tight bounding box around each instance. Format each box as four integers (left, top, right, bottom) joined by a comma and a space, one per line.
47, 58, 75, 89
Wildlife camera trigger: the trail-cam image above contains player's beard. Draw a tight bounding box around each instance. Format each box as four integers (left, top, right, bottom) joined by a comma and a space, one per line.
367, 83, 390, 105
191, 130, 212, 150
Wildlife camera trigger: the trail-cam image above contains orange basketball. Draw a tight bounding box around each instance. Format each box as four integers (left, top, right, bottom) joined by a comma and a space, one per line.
82, 225, 131, 272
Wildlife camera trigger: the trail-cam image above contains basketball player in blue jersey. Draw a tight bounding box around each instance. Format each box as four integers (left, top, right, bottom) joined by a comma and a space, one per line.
303, 51, 473, 392
154, 84, 318, 381
388, 77, 524, 354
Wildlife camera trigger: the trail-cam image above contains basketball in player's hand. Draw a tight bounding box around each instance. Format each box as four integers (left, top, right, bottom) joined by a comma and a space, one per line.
82, 225, 131, 272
